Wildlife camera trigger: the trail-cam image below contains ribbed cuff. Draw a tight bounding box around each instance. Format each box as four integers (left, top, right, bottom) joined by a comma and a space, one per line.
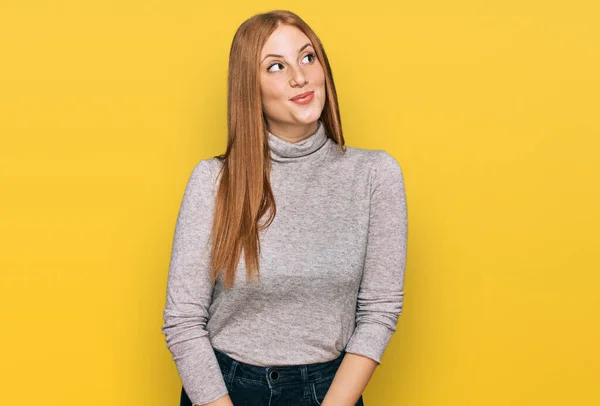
344, 322, 395, 364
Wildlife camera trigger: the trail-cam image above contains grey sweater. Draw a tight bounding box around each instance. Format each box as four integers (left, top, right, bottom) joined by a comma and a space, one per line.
161, 120, 408, 405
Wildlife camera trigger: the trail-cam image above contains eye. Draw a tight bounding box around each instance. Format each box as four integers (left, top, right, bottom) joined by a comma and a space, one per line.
302, 52, 316, 64
267, 62, 284, 73
266, 52, 317, 73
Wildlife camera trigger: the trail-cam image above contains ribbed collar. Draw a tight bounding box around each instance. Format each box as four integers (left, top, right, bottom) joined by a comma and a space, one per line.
267, 120, 329, 163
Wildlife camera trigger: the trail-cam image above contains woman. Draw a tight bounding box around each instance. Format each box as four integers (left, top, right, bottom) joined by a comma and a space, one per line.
162, 9, 408, 406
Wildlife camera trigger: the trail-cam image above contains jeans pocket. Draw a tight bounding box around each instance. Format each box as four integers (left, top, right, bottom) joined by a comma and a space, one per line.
228, 377, 271, 406
223, 373, 233, 393
310, 376, 335, 406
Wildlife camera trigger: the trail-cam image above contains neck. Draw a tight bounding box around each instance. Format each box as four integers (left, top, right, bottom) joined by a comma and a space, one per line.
265, 120, 320, 144
266, 119, 329, 163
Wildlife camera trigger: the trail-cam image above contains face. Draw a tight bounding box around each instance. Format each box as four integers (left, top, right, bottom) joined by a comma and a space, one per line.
259, 24, 326, 136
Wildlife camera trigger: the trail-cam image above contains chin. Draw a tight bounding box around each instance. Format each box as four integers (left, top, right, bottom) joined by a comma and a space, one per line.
294, 116, 320, 124
292, 109, 323, 124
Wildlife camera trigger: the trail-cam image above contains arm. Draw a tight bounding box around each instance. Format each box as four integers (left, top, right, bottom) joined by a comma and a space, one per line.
161, 160, 232, 406
324, 151, 408, 405
194, 395, 232, 406
322, 353, 378, 406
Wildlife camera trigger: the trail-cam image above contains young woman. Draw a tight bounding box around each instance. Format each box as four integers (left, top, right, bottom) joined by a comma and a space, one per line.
162, 9, 408, 406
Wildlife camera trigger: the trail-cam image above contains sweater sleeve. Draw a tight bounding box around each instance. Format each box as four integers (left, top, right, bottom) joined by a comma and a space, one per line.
344, 150, 408, 364
161, 160, 228, 405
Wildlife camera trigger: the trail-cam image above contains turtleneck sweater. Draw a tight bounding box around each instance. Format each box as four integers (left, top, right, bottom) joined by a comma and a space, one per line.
161, 120, 408, 406
266, 120, 329, 162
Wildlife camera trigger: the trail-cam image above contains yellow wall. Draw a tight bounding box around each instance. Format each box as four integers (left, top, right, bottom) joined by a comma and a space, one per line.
1, 1, 598, 405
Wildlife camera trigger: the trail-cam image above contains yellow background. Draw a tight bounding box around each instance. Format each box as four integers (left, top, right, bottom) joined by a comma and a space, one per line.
1, 1, 598, 405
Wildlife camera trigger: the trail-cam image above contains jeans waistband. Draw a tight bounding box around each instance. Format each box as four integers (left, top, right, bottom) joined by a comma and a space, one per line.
213, 348, 347, 387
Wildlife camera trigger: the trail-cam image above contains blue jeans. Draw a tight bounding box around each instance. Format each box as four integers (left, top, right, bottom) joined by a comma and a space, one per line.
180, 348, 365, 406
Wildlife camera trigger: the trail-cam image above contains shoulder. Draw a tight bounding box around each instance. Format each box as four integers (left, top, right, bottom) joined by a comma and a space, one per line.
189, 157, 224, 180
183, 157, 224, 200
339, 146, 404, 182
372, 149, 404, 176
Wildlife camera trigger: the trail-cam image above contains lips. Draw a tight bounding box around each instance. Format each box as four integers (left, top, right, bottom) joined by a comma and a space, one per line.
291, 91, 314, 101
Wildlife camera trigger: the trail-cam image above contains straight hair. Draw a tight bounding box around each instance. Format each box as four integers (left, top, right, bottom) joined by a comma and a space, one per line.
211, 10, 345, 289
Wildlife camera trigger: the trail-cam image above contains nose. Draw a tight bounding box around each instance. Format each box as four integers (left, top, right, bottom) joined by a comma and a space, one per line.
289, 64, 308, 87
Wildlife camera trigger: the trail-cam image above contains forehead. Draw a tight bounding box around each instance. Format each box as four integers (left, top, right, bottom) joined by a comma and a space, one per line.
261, 24, 312, 56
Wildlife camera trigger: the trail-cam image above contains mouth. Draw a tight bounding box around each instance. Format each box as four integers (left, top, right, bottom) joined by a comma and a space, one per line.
290, 91, 315, 104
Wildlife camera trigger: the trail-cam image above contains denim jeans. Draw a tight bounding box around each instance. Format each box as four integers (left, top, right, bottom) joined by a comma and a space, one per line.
180, 348, 365, 406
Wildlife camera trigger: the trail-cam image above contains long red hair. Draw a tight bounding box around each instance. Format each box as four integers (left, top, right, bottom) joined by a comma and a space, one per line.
210, 10, 346, 289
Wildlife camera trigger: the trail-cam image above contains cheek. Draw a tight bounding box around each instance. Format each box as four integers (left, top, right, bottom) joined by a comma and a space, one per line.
309, 65, 326, 91
313, 60, 325, 77
261, 77, 286, 102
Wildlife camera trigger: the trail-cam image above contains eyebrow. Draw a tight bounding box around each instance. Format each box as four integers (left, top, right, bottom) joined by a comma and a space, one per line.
261, 43, 314, 64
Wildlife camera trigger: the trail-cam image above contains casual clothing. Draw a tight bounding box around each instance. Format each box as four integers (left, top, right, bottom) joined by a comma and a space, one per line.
162, 120, 408, 405
179, 347, 364, 406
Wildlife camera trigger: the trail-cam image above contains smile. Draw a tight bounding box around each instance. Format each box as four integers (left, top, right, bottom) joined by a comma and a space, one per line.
291, 91, 315, 105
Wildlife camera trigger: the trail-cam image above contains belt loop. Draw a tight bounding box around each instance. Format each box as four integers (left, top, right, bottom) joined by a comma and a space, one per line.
226, 358, 239, 387
300, 364, 308, 384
